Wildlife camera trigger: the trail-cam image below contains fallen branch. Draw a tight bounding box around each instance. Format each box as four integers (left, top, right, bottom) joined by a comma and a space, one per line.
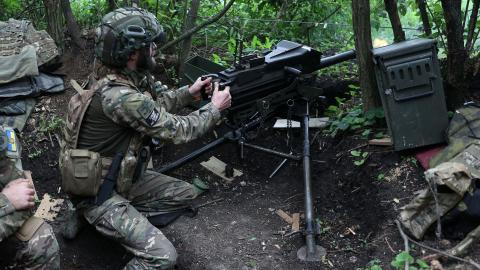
395, 220, 410, 270
385, 237, 395, 253
395, 220, 480, 270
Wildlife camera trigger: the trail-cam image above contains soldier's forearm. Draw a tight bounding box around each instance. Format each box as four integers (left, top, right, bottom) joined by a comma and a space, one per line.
143, 102, 221, 144
156, 85, 195, 113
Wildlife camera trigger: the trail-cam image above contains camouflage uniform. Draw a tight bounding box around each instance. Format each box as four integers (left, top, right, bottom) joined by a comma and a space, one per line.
59, 7, 221, 268
70, 69, 221, 269
0, 128, 59, 269
430, 105, 480, 168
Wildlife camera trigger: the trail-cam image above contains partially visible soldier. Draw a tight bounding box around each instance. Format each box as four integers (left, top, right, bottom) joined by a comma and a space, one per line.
0, 126, 60, 269
59, 7, 231, 270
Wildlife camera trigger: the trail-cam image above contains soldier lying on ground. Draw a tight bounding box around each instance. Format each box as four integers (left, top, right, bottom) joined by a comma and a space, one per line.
59, 7, 231, 270
0, 127, 60, 269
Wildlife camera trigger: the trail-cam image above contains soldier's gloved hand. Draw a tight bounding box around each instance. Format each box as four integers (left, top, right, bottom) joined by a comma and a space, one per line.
211, 82, 231, 111
189, 76, 212, 97
154, 81, 168, 96
2, 178, 35, 210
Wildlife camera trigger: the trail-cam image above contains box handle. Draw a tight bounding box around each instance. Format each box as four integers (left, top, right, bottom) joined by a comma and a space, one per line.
391, 83, 434, 102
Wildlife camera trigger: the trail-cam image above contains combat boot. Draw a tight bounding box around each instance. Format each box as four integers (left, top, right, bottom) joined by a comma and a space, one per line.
61, 200, 86, 239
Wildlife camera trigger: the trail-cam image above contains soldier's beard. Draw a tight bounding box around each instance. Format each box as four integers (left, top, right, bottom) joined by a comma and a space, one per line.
137, 48, 156, 71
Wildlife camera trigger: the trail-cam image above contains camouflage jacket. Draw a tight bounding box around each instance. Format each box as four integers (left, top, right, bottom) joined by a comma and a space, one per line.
77, 73, 221, 155
102, 74, 221, 143
0, 158, 30, 241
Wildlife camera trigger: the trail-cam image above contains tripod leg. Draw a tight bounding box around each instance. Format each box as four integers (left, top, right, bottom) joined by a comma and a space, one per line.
297, 101, 325, 262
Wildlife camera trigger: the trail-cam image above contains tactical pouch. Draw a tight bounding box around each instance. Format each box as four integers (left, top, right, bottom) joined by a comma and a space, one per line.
15, 216, 44, 242
60, 149, 102, 196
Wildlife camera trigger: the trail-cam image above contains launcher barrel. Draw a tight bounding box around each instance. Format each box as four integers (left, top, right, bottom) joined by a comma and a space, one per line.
318, 50, 356, 69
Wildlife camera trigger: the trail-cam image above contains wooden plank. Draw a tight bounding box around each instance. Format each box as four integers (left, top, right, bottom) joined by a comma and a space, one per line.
292, 213, 300, 232
273, 117, 329, 129
275, 209, 293, 224
200, 156, 242, 182
368, 137, 393, 146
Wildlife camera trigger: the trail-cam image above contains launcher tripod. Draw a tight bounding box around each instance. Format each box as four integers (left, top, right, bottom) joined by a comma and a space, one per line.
158, 97, 326, 261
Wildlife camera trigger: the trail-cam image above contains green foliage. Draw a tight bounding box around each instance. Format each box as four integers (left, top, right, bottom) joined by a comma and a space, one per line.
317, 61, 358, 80
390, 251, 429, 270
357, 259, 383, 270
351, 150, 369, 166
164, 66, 179, 84
39, 115, 64, 135
0, 0, 21, 21
70, 0, 108, 27
1, 0, 478, 59
245, 260, 257, 268
188, 0, 359, 63
28, 149, 43, 159
325, 85, 385, 138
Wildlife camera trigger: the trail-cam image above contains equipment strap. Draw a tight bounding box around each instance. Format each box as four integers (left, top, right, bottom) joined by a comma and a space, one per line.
70, 79, 84, 95
95, 153, 123, 205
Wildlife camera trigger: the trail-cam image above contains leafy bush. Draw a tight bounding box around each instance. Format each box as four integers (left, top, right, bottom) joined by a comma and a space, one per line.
325, 85, 385, 138
357, 259, 383, 270
390, 251, 429, 270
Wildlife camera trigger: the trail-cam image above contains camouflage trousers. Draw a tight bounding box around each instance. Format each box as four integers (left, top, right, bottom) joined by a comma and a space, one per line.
84, 170, 198, 270
0, 222, 60, 269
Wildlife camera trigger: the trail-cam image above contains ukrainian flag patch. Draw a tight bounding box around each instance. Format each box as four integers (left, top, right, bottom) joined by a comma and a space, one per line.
6, 129, 16, 152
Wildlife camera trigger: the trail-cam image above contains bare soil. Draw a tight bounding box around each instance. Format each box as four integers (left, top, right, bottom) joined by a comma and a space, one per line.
3, 46, 480, 270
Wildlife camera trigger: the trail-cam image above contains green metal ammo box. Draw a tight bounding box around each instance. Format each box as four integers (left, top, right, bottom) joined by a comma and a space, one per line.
181, 55, 225, 85
372, 39, 448, 151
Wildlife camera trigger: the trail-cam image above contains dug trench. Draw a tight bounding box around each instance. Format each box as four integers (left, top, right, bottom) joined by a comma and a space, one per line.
5, 48, 480, 270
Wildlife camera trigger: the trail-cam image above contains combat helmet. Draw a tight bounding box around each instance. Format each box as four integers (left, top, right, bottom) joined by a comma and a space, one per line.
95, 7, 166, 68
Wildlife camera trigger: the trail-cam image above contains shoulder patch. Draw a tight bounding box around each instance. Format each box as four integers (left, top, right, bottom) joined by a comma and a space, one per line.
137, 100, 155, 119
145, 108, 160, 126
137, 100, 160, 126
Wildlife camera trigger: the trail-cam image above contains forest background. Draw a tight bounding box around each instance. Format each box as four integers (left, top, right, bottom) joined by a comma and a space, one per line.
1, 0, 479, 113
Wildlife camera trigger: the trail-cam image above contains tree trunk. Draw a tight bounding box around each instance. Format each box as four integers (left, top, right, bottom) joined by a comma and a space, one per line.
61, 0, 85, 49
415, 0, 431, 37
466, 0, 480, 54
42, 0, 64, 51
384, 0, 405, 42
108, 0, 116, 11
441, 0, 468, 108
352, 0, 381, 111
178, 0, 201, 77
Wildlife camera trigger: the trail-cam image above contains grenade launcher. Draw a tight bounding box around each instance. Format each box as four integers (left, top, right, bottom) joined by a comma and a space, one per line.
160, 40, 356, 261
201, 40, 356, 126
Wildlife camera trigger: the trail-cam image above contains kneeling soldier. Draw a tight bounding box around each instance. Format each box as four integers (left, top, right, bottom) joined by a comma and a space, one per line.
59, 7, 231, 270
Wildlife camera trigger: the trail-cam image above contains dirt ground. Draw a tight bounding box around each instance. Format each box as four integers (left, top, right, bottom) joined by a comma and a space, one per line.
5, 46, 480, 270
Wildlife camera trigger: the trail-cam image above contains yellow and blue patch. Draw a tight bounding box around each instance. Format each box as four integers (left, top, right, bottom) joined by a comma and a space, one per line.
6, 129, 16, 152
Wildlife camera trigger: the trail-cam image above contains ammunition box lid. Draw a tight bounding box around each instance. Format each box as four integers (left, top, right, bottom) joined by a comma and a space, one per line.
372, 38, 436, 60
